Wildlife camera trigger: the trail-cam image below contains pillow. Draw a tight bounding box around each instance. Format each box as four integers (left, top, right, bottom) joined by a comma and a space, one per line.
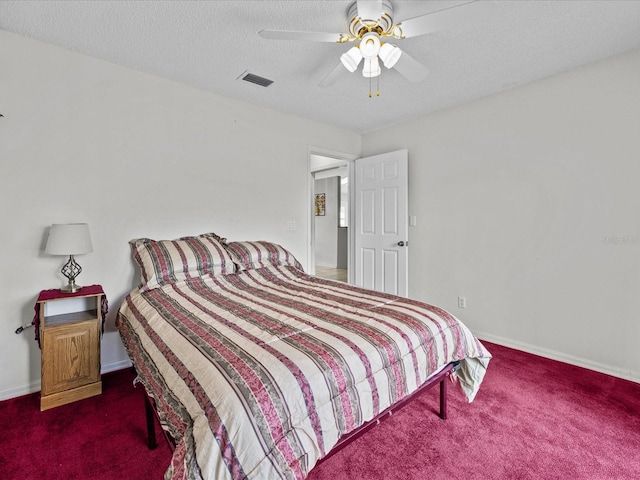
202, 231, 228, 245
225, 241, 303, 272
130, 233, 234, 290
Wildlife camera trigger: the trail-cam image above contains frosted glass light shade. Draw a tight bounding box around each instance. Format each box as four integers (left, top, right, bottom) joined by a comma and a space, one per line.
45, 223, 93, 255
362, 57, 381, 77
359, 32, 380, 59
340, 46, 363, 72
379, 43, 402, 68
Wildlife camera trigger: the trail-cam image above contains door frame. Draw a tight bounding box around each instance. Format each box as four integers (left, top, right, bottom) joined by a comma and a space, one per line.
307, 146, 358, 278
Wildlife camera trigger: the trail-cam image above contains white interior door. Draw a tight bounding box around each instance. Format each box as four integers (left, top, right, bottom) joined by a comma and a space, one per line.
354, 149, 408, 296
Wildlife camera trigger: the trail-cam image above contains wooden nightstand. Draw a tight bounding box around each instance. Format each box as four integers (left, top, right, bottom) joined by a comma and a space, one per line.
36, 285, 106, 411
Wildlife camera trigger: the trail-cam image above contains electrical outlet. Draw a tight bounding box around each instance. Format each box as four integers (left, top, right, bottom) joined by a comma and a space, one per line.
457, 296, 467, 309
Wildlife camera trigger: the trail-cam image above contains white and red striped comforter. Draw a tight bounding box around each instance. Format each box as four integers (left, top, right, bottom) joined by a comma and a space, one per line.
117, 265, 491, 480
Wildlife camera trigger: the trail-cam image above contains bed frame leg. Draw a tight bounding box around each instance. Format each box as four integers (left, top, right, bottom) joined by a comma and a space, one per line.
439, 376, 448, 420
144, 392, 158, 450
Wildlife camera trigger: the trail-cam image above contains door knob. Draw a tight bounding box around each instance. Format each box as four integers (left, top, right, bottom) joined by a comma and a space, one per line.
397, 241, 406, 247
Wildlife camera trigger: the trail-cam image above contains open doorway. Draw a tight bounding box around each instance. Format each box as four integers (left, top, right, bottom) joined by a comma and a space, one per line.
310, 153, 352, 283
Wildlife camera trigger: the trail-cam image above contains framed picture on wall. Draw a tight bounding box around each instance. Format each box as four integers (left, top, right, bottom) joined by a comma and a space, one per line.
315, 193, 326, 216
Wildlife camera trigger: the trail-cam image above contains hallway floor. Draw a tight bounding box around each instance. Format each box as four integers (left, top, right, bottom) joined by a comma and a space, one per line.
315, 265, 348, 283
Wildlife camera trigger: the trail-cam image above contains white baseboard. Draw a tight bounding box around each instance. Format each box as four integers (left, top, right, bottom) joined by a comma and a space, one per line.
102, 358, 132, 374
476, 330, 640, 384
0, 380, 41, 401
0, 358, 133, 402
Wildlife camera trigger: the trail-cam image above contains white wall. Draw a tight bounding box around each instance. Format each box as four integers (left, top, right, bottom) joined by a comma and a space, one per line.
2, 28, 638, 400
362, 49, 640, 381
0, 31, 361, 399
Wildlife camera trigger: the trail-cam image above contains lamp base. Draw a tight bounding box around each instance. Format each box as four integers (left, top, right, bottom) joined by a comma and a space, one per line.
61, 282, 82, 293
60, 255, 83, 293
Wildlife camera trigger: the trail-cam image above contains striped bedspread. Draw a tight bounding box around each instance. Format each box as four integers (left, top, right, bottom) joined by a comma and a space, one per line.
117, 265, 491, 480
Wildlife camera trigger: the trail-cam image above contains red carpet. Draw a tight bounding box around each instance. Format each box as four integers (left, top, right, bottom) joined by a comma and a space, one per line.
1, 342, 639, 479
0, 368, 171, 479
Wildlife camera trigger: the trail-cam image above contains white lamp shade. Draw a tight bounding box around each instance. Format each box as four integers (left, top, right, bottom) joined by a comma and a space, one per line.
45, 223, 93, 255
340, 46, 363, 73
359, 32, 381, 59
362, 57, 381, 78
379, 43, 402, 69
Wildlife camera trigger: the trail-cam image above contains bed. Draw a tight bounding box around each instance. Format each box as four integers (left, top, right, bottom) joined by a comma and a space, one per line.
117, 233, 491, 480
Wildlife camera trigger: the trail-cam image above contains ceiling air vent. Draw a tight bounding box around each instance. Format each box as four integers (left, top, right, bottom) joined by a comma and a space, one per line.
238, 71, 274, 88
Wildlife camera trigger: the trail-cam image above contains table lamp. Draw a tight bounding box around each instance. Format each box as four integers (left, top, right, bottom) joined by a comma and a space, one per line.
45, 223, 93, 293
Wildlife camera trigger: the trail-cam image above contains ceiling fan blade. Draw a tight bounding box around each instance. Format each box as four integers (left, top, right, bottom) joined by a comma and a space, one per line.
258, 29, 345, 43
392, 50, 429, 83
396, 0, 498, 39
356, 0, 383, 22
318, 63, 347, 88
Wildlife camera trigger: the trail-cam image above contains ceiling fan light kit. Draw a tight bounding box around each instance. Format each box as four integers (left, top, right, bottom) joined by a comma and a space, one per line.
259, 0, 495, 95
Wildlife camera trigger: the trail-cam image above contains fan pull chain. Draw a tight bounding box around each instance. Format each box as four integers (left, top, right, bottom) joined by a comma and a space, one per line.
367, 59, 381, 98
368, 76, 380, 97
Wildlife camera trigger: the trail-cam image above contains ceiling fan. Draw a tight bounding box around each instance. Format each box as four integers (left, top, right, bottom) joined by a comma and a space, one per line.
259, 0, 497, 95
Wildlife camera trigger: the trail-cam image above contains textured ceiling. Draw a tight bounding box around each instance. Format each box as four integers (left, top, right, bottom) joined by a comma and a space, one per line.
2, 1, 640, 134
